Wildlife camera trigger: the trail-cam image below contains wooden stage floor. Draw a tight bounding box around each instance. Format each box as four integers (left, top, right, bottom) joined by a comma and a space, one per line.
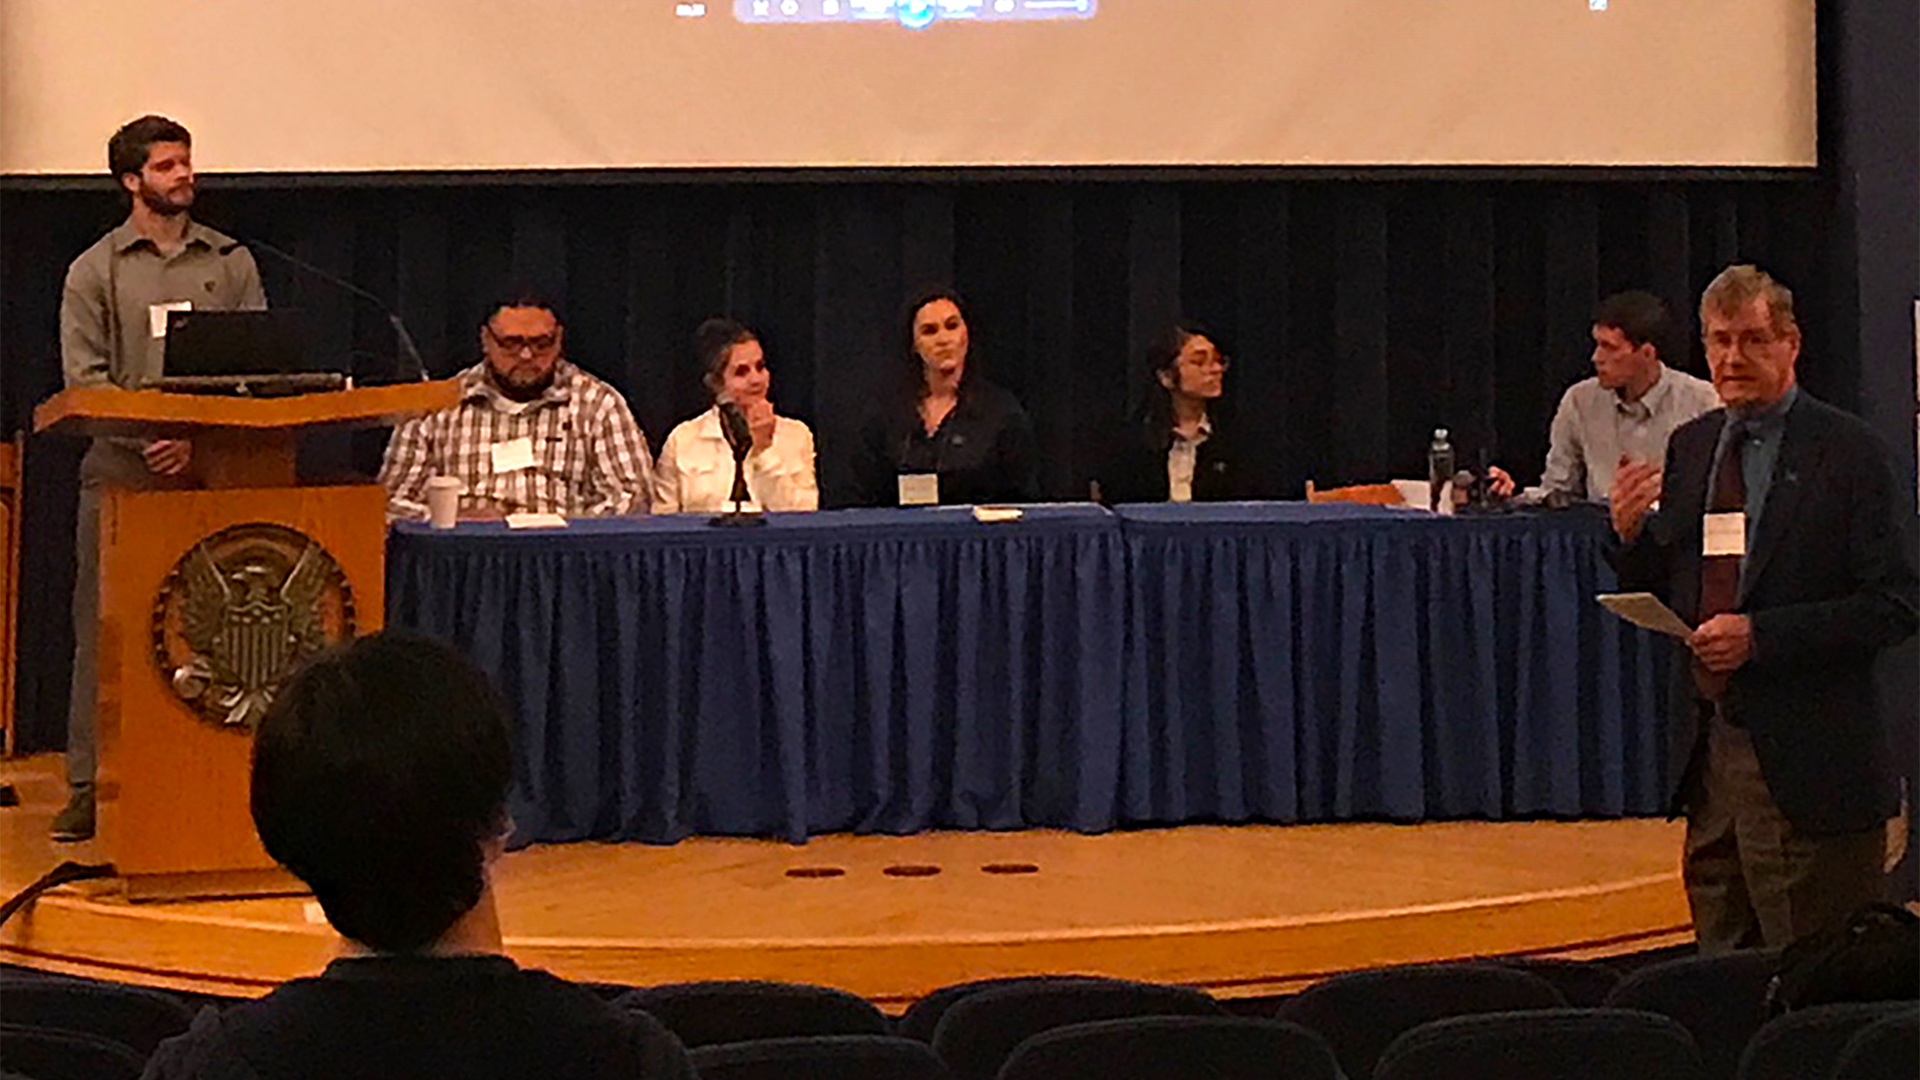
0, 755, 1691, 1008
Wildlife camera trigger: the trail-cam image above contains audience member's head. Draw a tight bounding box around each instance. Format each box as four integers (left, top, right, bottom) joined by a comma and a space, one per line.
1589, 290, 1671, 392
109, 115, 195, 215
481, 292, 566, 401
251, 631, 513, 955
1698, 264, 1800, 412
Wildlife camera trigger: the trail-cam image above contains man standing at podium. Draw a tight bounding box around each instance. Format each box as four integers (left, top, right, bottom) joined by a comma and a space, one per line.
52, 115, 266, 841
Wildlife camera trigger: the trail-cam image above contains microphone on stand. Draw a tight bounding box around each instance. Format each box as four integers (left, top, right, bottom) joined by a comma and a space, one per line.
215, 235, 431, 383
711, 401, 765, 528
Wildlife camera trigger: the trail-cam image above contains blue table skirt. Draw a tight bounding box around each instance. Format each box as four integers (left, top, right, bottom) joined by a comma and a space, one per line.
387, 503, 1666, 844
387, 507, 1126, 842
1115, 503, 1668, 825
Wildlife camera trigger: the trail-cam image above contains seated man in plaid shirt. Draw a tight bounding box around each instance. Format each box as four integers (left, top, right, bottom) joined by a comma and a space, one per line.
380, 294, 654, 519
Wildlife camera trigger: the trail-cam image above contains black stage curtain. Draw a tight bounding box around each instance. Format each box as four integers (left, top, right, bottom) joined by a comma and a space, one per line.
0, 175, 1841, 752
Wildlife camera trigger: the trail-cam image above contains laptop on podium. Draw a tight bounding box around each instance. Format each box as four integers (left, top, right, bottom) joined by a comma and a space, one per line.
161, 310, 345, 395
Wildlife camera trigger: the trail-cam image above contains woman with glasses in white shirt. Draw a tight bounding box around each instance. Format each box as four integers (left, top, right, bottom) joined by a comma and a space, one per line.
652, 318, 819, 513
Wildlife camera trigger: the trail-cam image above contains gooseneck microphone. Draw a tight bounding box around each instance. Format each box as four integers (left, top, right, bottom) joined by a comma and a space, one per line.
215, 234, 430, 383
711, 401, 764, 528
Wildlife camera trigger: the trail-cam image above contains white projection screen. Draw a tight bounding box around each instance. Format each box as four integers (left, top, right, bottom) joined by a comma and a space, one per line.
0, 0, 1815, 174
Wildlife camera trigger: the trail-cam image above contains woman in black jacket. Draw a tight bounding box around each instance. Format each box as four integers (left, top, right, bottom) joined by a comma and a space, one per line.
850, 287, 1039, 507
1095, 323, 1270, 504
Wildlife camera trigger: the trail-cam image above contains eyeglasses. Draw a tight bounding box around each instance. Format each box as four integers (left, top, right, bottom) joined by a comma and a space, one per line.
487, 328, 560, 355
1180, 353, 1231, 371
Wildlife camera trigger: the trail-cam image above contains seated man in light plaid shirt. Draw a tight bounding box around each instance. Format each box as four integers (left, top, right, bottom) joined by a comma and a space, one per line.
380, 295, 654, 519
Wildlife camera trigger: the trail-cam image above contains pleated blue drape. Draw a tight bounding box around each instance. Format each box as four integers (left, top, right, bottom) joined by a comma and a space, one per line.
387, 504, 1664, 844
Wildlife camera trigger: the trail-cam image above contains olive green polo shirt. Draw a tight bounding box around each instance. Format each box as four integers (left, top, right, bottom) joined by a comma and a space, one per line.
59, 216, 267, 391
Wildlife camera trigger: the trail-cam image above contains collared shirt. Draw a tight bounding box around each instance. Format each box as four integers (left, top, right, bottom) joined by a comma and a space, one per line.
61, 217, 266, 391
653, 406, 818, 514
379, 360, 653, 520
1166, 415, 1213, 503
1709, 384, 1799, 560
1541, 365, 1720, 502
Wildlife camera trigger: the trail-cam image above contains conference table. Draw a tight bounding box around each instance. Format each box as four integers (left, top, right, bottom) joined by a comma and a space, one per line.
386, 503, 1669, 845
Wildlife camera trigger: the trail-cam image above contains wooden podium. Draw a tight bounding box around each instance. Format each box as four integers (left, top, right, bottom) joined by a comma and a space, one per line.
34, 382, 457, 901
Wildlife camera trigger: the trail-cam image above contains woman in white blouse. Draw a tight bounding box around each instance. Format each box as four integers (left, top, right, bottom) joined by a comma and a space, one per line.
653, 318, 819, 513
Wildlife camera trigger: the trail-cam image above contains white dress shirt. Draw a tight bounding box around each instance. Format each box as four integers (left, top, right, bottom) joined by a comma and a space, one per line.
1541, 365, 1719, 502
653, 405, 819, 513
1166, 416, 1212, 503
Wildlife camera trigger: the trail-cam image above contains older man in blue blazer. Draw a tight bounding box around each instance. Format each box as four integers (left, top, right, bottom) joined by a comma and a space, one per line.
1610, 264, 1918, 953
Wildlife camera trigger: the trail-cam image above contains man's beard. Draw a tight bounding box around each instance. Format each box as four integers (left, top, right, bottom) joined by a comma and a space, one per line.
491, 366, 557, 403
137, 178, 193, 217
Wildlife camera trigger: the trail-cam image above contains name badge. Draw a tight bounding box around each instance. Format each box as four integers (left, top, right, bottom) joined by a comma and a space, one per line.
491, 437, 535, 474
150, 301, 193, 339
898, 473, 939, 507
1703, 512, 1747, 558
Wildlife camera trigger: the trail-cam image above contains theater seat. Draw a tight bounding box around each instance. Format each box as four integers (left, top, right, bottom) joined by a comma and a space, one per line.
0, 1023, 146, 1080
997, 1015, 1340, 1080
689, 1035, 950, 1080
897, 975, 1110, 1043
1603, 949, 1780, 1080
617, 979, 890, 1048
0, 975, 195, 1057
1736, 1002, 1914, 1080
1373, 1007, 1704, 1080
1831, 1006, 1919, 1080
1273, 961, 1565, 1080
1494, 957, 1622, 1007
929, 978, 1222, 1080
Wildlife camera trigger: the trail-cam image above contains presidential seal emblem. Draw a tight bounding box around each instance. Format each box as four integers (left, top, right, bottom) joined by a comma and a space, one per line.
152, 523, 356, 730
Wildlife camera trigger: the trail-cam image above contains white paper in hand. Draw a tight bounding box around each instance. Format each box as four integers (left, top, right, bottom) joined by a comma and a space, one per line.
1597, 592, 1693, 639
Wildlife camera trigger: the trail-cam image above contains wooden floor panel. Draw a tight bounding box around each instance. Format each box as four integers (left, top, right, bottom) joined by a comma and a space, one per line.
0, 754, 1691, 1005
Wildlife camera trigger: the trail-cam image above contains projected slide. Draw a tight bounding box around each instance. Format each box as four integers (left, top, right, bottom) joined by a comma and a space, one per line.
725, 0, 1096, 27
1, 0, 1816, 174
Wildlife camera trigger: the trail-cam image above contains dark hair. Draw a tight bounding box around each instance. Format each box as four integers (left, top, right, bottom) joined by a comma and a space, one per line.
1138, 322, 1223, 439
107, 115, 191, 180
1591, 291, 1671, 359
694, 317, 759, 396
250, 631, 513, 954
899, 285, 971, 396
482, 289, 564, 328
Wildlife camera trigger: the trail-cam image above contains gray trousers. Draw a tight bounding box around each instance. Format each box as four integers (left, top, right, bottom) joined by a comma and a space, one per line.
65, 484, 100, 788
67, 442, 190, 789
1682, 712, 1887, 954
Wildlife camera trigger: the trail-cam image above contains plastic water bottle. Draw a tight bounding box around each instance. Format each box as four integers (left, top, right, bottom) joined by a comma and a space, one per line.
1428, 428, 1455, 514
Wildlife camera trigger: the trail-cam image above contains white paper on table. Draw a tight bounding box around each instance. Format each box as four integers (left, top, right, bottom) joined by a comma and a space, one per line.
972, 506, 1023, 523
505, 512, 567, 529
1597, 592, 1693, 639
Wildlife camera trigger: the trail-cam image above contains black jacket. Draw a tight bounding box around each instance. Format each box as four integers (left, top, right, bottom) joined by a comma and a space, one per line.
1610, 392, 1918, 835
850, 377, 1039, 506
1094, 412, 1274, 504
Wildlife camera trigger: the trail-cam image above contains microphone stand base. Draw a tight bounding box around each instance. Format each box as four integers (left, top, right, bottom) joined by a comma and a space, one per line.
708, 510, 767, 528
